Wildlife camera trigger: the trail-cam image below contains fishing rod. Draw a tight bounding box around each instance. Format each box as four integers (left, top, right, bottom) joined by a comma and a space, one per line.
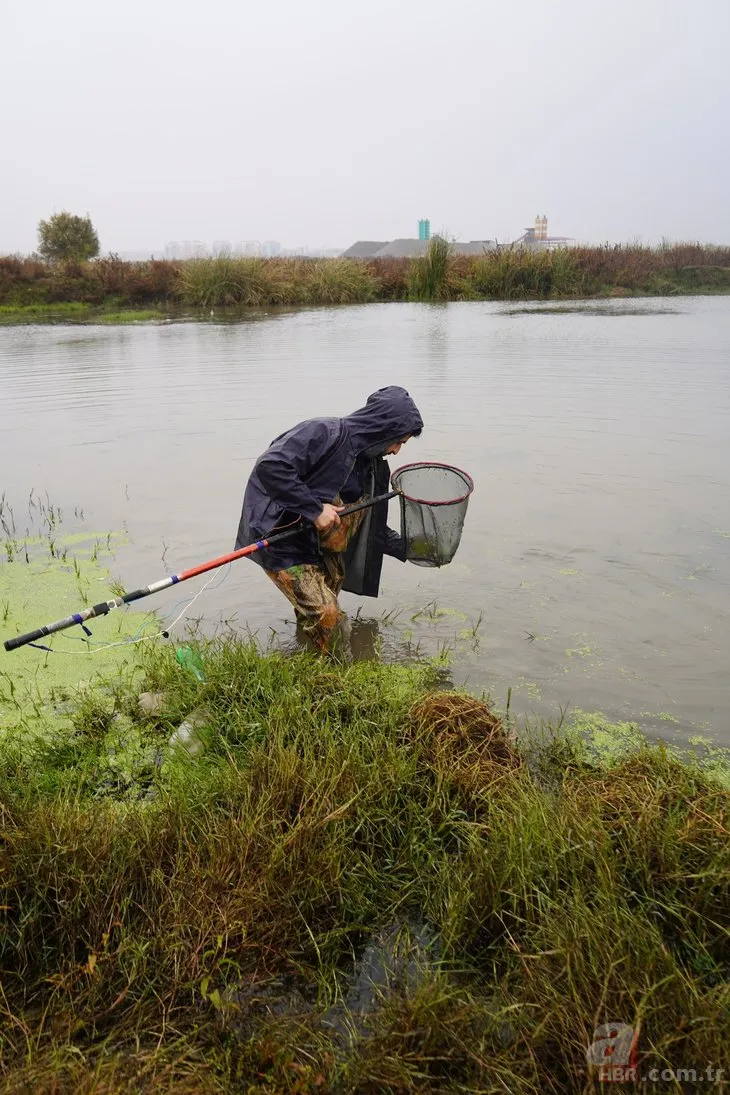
3, 491, 399, 653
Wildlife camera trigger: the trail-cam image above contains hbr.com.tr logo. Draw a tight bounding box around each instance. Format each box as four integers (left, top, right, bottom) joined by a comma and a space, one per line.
586, 1022, 639, 1083
586, 1023, 725, 1085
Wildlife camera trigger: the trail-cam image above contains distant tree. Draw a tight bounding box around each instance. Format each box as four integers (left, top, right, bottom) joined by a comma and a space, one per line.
37, 211, 100, 263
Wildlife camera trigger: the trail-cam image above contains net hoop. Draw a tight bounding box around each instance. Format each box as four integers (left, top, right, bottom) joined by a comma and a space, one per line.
391, 462, 474, 506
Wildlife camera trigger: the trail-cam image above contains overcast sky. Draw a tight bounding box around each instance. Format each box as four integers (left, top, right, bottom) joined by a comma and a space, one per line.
2, 0, 728, 254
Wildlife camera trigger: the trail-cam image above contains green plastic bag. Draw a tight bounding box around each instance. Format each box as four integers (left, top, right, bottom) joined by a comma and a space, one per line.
175, 646, 205, 683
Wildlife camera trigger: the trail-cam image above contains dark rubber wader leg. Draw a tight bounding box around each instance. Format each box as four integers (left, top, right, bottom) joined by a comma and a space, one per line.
266, 564, 343, 653
266, 497, 367, 653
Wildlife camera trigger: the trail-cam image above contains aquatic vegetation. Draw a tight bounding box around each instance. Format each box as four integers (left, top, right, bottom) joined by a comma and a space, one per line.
0, 302, 169, 325
176, 255, 288, 307
0, 496, 149, 739
407, 234, 453, 301
565, 643, 600, 658
0, 637, 728, 1091
406, 536, 442, 563
471, 246, 584, 299
1, 243, 729, 315
303, 258, 378, 304
95, 309, 165, 323
0, 300, 92, 315
177, 255, 379, 308
409, 600, 468, 623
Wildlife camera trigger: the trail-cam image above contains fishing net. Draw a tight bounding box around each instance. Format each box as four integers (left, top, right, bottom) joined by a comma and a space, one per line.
390, 462, 474, 567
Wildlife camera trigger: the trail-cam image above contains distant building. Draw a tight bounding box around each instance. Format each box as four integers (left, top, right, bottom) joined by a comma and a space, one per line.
513, 216, 574, 250
165, 241, 208, 259
117, 250, 159, 262
342, 218, 495, 259
261, 240, 281, 257
212, 240, 232, 255
341, 241, 389, 258
342, 215, 575, 259
341, 237, 496, 259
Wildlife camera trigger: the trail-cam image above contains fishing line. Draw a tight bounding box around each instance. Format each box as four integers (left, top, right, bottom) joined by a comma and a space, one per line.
5, 489, 407, 654
33, 566, 231, 657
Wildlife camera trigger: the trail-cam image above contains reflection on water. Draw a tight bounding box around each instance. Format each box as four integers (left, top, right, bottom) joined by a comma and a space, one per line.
349, 617, 381, 661
1, 297, 729, 744
281, 614, 414, 667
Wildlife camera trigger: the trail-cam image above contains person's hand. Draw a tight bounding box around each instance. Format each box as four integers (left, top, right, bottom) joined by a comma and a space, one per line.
314, 503, 343, 532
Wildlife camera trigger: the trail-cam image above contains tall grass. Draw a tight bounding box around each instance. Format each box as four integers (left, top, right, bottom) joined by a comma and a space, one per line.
407, 236, 453, 302
1, 243, 729, 315
177, 256, 379, 308
471, 247, 585, 299
303, 258, 378, 304
177, 256, 290, 307
0, 639, 728, 1092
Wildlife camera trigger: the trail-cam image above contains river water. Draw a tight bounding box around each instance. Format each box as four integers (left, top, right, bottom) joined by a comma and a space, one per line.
1, 298, 729, 744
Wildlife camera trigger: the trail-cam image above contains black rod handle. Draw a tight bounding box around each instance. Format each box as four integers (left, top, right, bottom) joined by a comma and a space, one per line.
4, 627, 49, 652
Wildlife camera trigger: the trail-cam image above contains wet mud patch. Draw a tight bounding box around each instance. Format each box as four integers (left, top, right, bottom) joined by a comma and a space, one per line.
207, 919, 443, 1054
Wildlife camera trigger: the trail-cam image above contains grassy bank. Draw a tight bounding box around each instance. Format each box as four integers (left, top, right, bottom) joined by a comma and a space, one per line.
1, 243, 729, 319
0, 302, 169, 324
1, 635, 728, 1093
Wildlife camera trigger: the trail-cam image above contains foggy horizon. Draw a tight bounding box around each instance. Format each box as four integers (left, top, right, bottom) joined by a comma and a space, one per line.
3, 0, 729, 256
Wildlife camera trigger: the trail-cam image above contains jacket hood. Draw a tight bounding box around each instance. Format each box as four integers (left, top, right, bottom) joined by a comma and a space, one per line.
344, 386, 423, 455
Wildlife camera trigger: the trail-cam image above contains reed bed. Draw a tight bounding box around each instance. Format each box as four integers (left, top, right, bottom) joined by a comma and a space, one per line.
0, 639, 728, 1092
1, 242, 729, 315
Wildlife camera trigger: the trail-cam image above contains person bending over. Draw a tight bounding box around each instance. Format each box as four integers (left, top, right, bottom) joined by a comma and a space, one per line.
235, 386, 423, 653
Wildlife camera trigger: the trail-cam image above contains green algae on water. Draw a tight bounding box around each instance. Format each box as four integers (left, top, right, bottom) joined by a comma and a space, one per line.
0, 544, 154, 739
566, 709, 646, 762
565, 708, 730, 787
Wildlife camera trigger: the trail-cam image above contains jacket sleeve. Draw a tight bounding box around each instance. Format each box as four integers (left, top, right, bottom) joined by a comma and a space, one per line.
383, 526, 407, 561
254, 420, 336, 524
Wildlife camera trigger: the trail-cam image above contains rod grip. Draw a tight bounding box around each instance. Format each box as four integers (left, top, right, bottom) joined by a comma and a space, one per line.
4, 627, 48, 652
338, 490, 398, 517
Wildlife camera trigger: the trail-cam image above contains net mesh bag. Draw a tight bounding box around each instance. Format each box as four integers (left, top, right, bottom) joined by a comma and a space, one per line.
390, 462, 474, 567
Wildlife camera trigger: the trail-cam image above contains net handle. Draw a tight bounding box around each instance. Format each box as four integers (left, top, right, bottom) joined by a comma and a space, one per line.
390, 462, 474, 507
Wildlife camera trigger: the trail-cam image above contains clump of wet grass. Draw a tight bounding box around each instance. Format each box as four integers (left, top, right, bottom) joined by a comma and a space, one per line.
471, 246, 585, 299
407, 235, 453, 301
410, 691, 520, 792
303, 258, 377, 304
176, 255, 288, 308
0, 638, 728, 1091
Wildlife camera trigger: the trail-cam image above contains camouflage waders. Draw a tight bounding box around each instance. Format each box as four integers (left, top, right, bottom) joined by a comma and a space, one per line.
266, 499, 366, 653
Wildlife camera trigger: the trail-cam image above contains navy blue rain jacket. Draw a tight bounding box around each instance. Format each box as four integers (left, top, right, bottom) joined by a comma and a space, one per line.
235, 386, 424, 596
